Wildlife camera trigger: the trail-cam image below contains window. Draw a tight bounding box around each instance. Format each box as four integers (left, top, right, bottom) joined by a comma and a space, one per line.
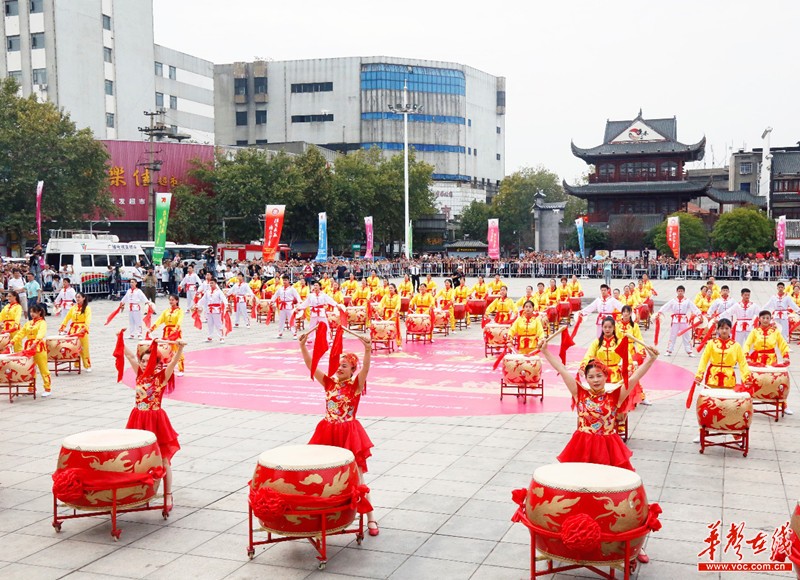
29, 0, 43, 13
254, 76, 267, 94
234, 78, 247, 96
290, 81, 333, 93
30, 32, 44, 49
473, 148, 477, 156
467, 147, 471, 155
235, 111, 247, 126
467, 119, 472, 127
7, 35, 20, 52
496, 126, 501, 134
598, 163, 615, 179
155, 92, 164, 107
81, 255, 92, 268
291, 114, 334, 123
660, 161, 678, 178
170, 125, 178, 134
496, 153, 501, 161
106, 112, 115, 128
32, 68, 46, 85
8, 70, 21, 82
109, 255, 122, 267
123, 255, 137, 267
235, 140, 248, 146
102, 14, 111, 30
103, 46, 112, 63
255, 110, 266, 125
619, 161, 656, 179
169, 95, 177, 109
741, 183, 751, 193
255, 139, 268, 145
154, 61, 163, 76
104, 79, 113, 96
740, 162, 753, 175
94, 254, 108, 267
5, 1, 18, 16
168, 65, 176, 80
60, 254, 73, 266
497, 90, 506, 107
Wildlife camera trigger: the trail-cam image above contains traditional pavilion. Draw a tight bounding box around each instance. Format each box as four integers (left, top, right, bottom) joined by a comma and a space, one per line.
564, 111, 710, 232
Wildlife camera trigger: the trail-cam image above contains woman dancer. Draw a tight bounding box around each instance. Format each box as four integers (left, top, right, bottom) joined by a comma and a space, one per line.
59, 292, 92, 372
121, 335, 186, 508
0, 290, 23, 351
149, 294, 185, 377
14, 304, 51, 395
298, 328, 378, 536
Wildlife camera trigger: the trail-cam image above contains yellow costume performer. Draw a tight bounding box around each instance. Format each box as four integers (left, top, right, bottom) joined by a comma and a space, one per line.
436, 286, 457, 330
580, 336, 628, 383
695, 337, 750, 388
409, 290, 435, 314
352, 283, 371, 307
486, 295, 516, 324
59, 304, 93, 370
744, 325, 789, 367
150, 305, 185, 373
398, 278, 413, 297
508, 314, 544, 354
0, 301, 23, 349
14, 316, 50, 392
378, 292, 402, 345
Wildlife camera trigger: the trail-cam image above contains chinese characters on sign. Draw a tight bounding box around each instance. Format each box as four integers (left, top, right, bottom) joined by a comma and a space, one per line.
696, 520, 794, 572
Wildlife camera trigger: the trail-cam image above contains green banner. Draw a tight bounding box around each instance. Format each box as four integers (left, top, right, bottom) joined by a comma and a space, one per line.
152, 192, 172, 264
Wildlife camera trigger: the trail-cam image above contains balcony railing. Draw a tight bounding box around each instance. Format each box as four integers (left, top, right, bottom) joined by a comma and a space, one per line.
588, 172, 687, 184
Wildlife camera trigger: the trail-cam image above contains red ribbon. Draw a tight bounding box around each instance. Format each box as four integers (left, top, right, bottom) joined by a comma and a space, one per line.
192, 309, 203, 330
248, 482, 373, 522
52, 466, 165, 503
143, 305, 154, 329
614, 336, 630, 392
511, 487, 528, 507
561, 513, 602, 552
310, 323, 329, 380
685, 379, 698, 409
113, 331, 125, 383
223, 310, 233, 335
105, 305, 122, 326
646, 503, 663, 532
654, 316, 661, 346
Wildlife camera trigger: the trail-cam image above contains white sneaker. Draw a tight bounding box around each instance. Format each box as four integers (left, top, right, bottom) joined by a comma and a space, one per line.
85, 368, 92, 373
687, 352, 695, 358
206, 337, 212, 342
640, 399, 652, 406
128, 335, 134, 339
176, 371, 184, 377
220, 337, 225, 342
693, 435, 700, 443
276, 333, 283, 338
42, 391, 51, 398
665, 350, 673, 355
785, 408, 794, 415
246, 324, 251, 328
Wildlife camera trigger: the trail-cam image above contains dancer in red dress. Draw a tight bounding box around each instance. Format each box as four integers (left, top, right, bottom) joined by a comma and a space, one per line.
121, 336, 186, 508
298, 329, 378, 536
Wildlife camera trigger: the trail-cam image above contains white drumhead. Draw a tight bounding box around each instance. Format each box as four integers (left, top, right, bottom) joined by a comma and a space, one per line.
534, 462, 642, 493
258, 444, 354, 470
62, 429, 156, 451
700, 388, 751, 400
750, 366, 787, 373
46, 335, 71, 341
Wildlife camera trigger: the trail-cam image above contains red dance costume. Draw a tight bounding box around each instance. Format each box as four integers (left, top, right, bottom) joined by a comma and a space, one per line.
558, 386, 634, 471
308, 376, 373, 472
125, 370, 180, 462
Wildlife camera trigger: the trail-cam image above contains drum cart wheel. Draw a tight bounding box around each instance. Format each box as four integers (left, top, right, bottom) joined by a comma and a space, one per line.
247, 547, 255, 560
52, 521, 62, 532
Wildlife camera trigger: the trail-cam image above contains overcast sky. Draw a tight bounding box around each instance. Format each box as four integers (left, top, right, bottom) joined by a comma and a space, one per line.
154, 0, 800, 184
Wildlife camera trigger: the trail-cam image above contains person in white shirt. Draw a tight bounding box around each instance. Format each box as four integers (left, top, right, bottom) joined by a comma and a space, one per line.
728, 288, 760, 345
54, 279, 77, 321
763, 281, 795, 336
131, 262, 144, 285
7, 269, 27, 319
265, 264, 276, 279
656, 285, 702, 356
271, 275, 301, 338
707, 285, 735, 319
294, 281, 346, 343
119, 279, 151, 339
178, 265, 201, 311
580, 284, 623, 338
226, 272, 255, 328
197, 278, 227, 342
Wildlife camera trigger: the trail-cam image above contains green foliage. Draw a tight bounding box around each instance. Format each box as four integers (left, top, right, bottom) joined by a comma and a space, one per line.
566, 224, 608, 254
458, 200, 494, 240
0, 77, 115, 238
650, 212, 709, 257
493, 166, 563, 248
710, 207, 774, 255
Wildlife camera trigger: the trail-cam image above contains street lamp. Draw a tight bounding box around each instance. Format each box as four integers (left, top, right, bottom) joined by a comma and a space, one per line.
88, 220, 109, 234
388, 81, 422, 259
221, 216, 245, 242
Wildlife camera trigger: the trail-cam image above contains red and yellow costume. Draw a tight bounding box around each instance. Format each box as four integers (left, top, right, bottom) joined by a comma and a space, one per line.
320, 276, 333, 292
13, 317, 50, 391
471, 281, 488, 299
0, 302, 23, 349
423, 278, 438, 294
326, 287, 345, 305
621, 290, 640, 309
342, 278, 358, 296
545, 286, 560, 307
488, 278, 505, 294
436, 287, 457, 330
308, 376, 373, 472
706, 283, 721, 301
581, 336, 627, 383
507, 313, 544, 354
693, 292, 710, 315
398, 278, 413, 297
150, 306, 185, 373
695, 337, 751, 388
59, 304, 93, 370
744, 325, 789, 367
366, 275, 381, 293
351, 284, 371, 307
515, 294, 536, 312
127, 368, 180, 461
378, 292, 402, 345
615, 318, 647, 407
454, 284, 470, 326
409, 290, 435, 314
532, 290, 549, 312
486, 296, 516, 324
555, 283, 571, 303
249, 277, 262, 295
567, 279, 583, 297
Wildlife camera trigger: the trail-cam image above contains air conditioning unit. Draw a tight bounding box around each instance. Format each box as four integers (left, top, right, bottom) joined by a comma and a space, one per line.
38, 83, 47, 91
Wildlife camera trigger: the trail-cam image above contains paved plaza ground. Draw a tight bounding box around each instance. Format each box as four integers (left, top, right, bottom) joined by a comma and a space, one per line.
0, 276, 798, 580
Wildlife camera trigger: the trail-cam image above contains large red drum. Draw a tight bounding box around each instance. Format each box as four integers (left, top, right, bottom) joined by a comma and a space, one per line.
0, 353, 36, 387
432, 308, 449, 329
486, 294, 500, 305
256, 299, 272, 315
343, 295, 352, 307
502, 355, 542, 385
525, 463, 649, 565
250, 444, 358, 536
46, 335, 81, 363
55, 429, 163, 510
0, 333, 10, 353
400, 297, 410, 314
556, 302, 571, 319
545, 306, 558, 323
750, 366, 790, 403
696, 388, 753, 431
636, 303, 650, 322
453, 303, 466, 321
569, 297, 581, 312
346, 306, 367, 326
484, 323, 509, 347
468, 299, 486, 316
371, 320, 396, 341
406, 313, 432, 335
136, 341, 174, 364
325, 310, 341, 332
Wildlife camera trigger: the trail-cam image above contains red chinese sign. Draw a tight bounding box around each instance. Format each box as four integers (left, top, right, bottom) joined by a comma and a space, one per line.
102, 141, 214, 222
696, 519, 795, 572
666, 216, 680, 259
487, 218, 500, 260
262, 205, 286, 261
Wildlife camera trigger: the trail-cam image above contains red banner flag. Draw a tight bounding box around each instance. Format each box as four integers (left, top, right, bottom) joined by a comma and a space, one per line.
487, 218, 500, 260
262, 205, 286, 261
364, 216, 374, 260
36, 181, 43, 245
614, 336, 630, 391
777, 215, 787, 256
666, 216, 680, 259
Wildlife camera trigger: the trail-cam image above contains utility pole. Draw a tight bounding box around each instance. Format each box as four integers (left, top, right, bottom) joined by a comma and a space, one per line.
138, 110, 169, 240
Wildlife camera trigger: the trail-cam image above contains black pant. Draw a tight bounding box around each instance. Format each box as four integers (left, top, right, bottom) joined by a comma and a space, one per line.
411, 274, 420, 292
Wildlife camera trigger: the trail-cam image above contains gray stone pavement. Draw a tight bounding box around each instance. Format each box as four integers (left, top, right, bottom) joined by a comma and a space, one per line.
0, 276, 798, 580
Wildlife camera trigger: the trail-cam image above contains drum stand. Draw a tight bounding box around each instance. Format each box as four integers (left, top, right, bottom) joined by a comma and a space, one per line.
698, 427, 749, 457
256, 307, 273, 324
500, 379, 544, 403
513, 505, 646, 580
51, 358, 81, 376
52, 484, 171, 540
407, 330, 433, 344
2, 380, 36, 403
247, 505, 364, 570
616, 414, 630, 442
752, 399, 788, 422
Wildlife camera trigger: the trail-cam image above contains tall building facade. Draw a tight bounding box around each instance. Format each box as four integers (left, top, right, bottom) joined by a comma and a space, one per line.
214, 56, 506, 217
1, 0, 213, 143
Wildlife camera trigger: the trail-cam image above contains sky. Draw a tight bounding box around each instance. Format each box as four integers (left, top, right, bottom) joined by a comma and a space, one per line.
154, 0, 800, 185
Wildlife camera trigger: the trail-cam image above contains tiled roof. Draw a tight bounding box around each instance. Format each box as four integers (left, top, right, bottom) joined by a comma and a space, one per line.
562, 179, 710, 198
445, 240, 488, 249
706, 188, 766, 208
571, 137, 706, 160
603, 116, 677, 142
532, 200, 567, 210
772, 151, 800, 175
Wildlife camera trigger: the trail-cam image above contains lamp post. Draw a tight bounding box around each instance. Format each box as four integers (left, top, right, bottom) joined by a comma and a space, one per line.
388, 81, 422, 259
221, 216, 245, 242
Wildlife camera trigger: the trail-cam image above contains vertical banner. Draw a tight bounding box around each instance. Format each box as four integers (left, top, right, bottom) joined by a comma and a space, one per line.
35, 180, 44, 245
364, 216, 374, 259
315, 212, 328, 262
487, 218, 500, 259
575, 218, 585, 258
262, 204, 286, 261
152, 192, 172, 265
666, 216, 680, 259
777, 215, 787, 256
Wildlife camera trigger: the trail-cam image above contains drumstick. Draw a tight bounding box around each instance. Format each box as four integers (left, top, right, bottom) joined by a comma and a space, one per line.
624, 332, 648, 349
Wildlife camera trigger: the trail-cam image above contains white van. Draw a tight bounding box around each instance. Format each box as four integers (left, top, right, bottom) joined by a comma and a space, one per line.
45, 230, 150, 292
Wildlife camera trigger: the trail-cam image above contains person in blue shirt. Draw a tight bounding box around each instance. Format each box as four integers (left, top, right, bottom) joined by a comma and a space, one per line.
24, 272, 43, 317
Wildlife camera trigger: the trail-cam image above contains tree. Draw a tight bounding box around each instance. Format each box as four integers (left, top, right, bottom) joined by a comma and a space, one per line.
566, 224, 608, 255
458, 200, 494, 241
608, 215, 650, 250
650, 212, 709, 257
0, 78, 115, 240
711, 206, 774, 255
492, 166, 563, 249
